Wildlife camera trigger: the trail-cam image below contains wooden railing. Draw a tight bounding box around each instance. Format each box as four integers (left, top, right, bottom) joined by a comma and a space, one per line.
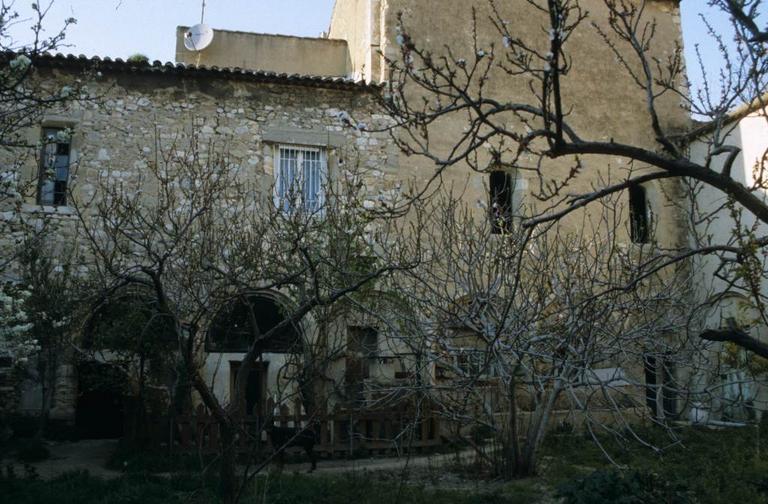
168, 403, 442, 458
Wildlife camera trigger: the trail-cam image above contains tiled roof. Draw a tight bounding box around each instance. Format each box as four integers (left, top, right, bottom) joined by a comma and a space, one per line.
32, 52, 376, 92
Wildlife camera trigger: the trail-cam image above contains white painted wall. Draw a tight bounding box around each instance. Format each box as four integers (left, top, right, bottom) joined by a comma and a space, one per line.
202, 351, 292, 410
689, 108, 768, 419
690, 110, 768, 327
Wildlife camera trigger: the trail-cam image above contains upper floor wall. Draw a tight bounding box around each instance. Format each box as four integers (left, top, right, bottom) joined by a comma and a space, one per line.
0, 57, 400, 280
328, 0, 382, 82
330, 0, 689, 247
689, 107, 768, 298
175, 27, 351, 78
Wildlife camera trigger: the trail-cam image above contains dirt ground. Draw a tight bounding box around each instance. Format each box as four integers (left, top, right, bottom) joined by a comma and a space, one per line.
7, 439, 473, 480
7, 439, 123, 479
3, 440, 556, 502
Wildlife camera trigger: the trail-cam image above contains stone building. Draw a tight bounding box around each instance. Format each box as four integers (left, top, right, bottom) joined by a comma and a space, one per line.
0, 0, 690, 437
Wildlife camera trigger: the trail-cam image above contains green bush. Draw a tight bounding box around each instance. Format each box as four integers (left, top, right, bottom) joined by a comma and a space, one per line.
557, 469, 697, 504
0, 470, 217, 504
106, 442, 206, 474
126, 53, 149, 64
15, 438, 50, 463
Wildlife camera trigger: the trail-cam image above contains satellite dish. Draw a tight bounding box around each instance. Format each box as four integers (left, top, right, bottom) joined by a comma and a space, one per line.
184, 24, 214, 52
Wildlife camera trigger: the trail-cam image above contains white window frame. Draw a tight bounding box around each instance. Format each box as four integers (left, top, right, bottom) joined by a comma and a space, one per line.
435, 347, 498, 380
273, 144, 327, 215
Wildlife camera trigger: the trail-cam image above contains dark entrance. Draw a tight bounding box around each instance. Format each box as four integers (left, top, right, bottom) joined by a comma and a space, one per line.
230, 361, 268, 417
75, 361, 126, 439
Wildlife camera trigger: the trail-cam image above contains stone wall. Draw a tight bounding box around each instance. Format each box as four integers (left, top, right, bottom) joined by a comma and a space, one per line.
0, 61, 400, 423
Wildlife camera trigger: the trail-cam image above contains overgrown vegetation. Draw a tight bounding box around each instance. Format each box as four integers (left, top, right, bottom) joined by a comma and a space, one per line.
556, 469, 697, 504
0, 470, 218, 504
0, 470, 525, 504
540, 425, 768, 504
5, 426, 764, 504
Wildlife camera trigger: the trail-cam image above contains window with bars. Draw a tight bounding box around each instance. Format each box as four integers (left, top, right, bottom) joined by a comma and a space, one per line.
37, 127, 71, 206
274, 145, 327, 214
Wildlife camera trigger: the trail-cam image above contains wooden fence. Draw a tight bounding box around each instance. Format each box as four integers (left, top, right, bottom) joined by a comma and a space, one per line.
166, 403, 442, 458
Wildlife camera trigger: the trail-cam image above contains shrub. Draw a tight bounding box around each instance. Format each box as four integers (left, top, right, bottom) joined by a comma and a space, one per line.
15, 438, 50, 463
106, 442, 205, 474
557, 469, 697, 504
127, 53, 149, 64
0, 470, 217, 504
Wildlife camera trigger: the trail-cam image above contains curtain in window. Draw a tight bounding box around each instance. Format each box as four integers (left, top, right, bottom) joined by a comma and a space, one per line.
276, 146, 325, 213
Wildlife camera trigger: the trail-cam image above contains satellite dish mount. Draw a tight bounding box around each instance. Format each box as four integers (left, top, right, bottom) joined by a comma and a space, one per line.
184, 1, 214, 52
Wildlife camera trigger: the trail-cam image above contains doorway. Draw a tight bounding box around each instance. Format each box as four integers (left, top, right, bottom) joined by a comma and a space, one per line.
229, 361, 268, 417
75, 361, 126, 439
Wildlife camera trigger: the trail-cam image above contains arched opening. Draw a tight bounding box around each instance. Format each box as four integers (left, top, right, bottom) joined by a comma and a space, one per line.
207, 294, 303, 417
207, 294, 302, 354
83, 293, 177, 352
79, 292, 178, 441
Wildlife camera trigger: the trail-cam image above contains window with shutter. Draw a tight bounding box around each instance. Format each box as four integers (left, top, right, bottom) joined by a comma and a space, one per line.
38, 127, 71, 206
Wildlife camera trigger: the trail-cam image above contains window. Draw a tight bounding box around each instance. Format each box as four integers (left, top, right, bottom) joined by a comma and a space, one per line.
435, 349, 497, 380
629, 183, 649, 243
489, 170, 513, 233
644, 354, 678, 420
456, 349, 496, 378
38, 127, 71, 206
345, 326, 378, 401
274, 145, 326, 214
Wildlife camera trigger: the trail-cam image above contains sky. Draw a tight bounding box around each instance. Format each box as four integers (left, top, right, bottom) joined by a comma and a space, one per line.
3, 0, 762, 94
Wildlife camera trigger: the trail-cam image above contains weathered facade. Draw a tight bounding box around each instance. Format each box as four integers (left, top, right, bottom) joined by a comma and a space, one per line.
0, 0, 691, 436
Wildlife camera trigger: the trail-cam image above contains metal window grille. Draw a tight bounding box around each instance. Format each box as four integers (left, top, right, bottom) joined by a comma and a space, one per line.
275, 145, 326, 214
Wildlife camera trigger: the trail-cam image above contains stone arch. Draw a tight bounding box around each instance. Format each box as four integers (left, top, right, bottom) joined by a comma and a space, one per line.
82, 289, 176, 352
204, 291, 306, 418
206, 291, 304, 354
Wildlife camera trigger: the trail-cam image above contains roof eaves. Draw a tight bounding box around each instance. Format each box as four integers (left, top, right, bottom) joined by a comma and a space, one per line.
33, 52, 377, 92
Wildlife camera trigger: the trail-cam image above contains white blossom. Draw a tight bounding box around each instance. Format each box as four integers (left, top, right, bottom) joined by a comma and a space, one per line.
9, 55, 31, 71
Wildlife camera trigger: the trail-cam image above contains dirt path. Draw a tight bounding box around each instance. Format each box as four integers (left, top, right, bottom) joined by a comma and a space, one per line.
281, 449, 474, 475
10, 439, 123, 480
10, 439, 474, 480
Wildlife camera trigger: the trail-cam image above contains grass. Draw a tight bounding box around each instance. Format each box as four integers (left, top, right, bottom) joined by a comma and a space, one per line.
0, 470, 533, 504
248, 472, 526, 504
540, 423, 768, 503
4, 424, 768, 503
106, 441, 210, 474
0, 470, 218, 504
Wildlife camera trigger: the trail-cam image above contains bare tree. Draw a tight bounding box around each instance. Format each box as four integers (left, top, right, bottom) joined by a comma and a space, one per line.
73, 128, 412, 504
0, 0, 88, 441
0, 1, 82, 273
376, 0, 768, 356
356, 190, 697, 477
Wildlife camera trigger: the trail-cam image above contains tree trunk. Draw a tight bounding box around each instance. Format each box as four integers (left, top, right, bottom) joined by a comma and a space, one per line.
519, 384, 562, 478
506, 378, 522, 479
190, 370, 239, 504
34, 351, 57, 440
219, 423, 238, 504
